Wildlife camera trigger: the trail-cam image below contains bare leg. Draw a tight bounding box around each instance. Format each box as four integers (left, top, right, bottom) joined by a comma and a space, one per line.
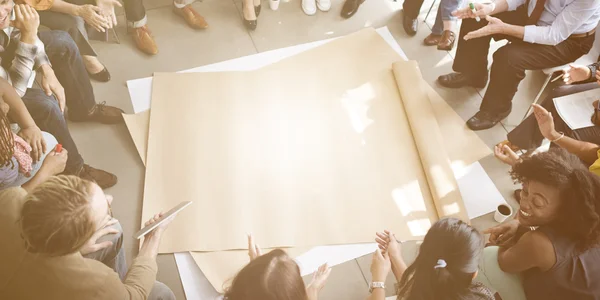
243, 0, 256, 20
82, 55, 104, 74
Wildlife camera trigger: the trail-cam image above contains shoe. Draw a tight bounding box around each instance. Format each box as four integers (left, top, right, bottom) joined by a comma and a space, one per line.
174, 5, 209, 29
88, 67, 111, 82
69, 102, 124, 124
437, 30, 456, 51
466, 109, 511, 131
242, 0, 258, 30
129, 25, 158, 55
78, 164, 118, 189
514, 189, 522, 204
255, 3, 261, 16
316, 0, 331, 11
402, 13, 418, 36
269, 0, 280, 10
302, 0, 317, 15
423, 33, 441, 46
341, 0, 364, 19
437, 72, 488, 89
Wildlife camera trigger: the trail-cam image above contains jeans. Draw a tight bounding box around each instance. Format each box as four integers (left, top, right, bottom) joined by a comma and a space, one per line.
432, 0, 462, 35
507, 83, 600, 150
476, 246, 527, 300
124, 0, 195, 26
85, 222, 176, 300
38, 11, 97, 57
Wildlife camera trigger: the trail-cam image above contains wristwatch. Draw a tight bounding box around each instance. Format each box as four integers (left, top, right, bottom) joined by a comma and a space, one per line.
588, 64, 598, 80
369, 282, 385, 293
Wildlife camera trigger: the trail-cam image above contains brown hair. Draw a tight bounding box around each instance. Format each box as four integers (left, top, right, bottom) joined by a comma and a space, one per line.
223, 249, 308, 300
20, 175, 96, 257
511, 148, 600, 250
0, 108, 14, 168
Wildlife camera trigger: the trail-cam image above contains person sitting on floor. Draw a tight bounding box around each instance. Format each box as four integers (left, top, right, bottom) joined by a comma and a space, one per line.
0, 2, 122, 188
223, 234, 331, 300
368, 218, 494, 300
0, 78, 67, 191
503, 61, 600, 152
402, 0, 462, 51
482, 148, 600, 300
0, 175, 176, 300
437, 0, 600, 131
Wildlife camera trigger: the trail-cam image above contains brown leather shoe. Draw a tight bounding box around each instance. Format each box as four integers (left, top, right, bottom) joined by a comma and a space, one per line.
70, 102, 124, 124
174, 5, 209, 29
129, 25, 158, 55
437, 30, 456, 51
423, 33, 441, 46
78, 164, 118, 189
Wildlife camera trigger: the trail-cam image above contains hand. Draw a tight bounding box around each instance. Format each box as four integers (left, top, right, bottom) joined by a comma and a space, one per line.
375, 230, 401, 260
17, 126, 46, 163
464, 16, 505, 41
144, 212, 175, 240
562, 64, 591, 84
370, 248, 391, 282
484, 219, 520, 247
306, 263, 332, 298
247, 233, 262, 261
596, 70, 600, 85
96, 0, 121, 28
40, 147, 68, 175
79, 215, 119, 255
452, 2, 494, 19
10, 5, 40, 42
40, 67, 66, 113
532, 104, 561, 140
77, 5, 110, 32
494, 144, 521, 166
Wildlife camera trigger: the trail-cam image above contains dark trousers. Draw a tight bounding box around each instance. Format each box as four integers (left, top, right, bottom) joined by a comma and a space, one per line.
403, 0, 426, 19
508, 82, 600, 150
453, 6, 595, 115
123, 0, 147, 23
38, 11, 97, 57
21, 31, 97, 173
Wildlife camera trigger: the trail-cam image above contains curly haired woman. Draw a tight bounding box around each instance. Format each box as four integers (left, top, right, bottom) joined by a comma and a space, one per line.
482, 148, 600, 300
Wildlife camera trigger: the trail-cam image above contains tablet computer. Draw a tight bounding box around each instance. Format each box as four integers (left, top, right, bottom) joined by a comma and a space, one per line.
134, 201, 193, 239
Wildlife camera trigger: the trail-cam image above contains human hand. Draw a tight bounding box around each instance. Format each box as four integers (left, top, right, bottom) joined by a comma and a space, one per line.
532, 104, 561, 140
562, 64, 591, 84
96, 0, 121, 28
40, 67, 66, 113
596, 70, 600, 85
464, 16, 505, 41
247, 233, 262, 261
11, 5, 40, 42
306, 263, 332, 299
40, 147, 68, 175
144, 212, 175, 240
17, 126, 46, 162
494, 144, 521, 166
483, 219, 520, 247
370, 248, 391, 282
452, 2, 493, 19
80, 215, 119, 255
375, 230, 401, 260
77, 5, 109, 32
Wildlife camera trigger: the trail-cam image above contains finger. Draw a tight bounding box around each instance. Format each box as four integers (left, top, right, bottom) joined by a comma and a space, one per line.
112, 0, 123, 7
15, 5, 23, 22
248, 233, 256, 254
87, 240, 113, 253
255, 244, 262, 256
105, 218, 118, 227
375, 248, 383, 259
91, 227, 119, 242
375, 237, 388, 245
35, 139, 42, 161
376, 232, 389, 240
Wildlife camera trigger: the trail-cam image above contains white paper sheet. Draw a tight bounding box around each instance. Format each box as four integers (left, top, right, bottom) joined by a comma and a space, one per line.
295, 244, 379, 276
553, 88, 600, 130
174, 252, 221, 300
454, 162, 507, 219
126, 27, 407, 113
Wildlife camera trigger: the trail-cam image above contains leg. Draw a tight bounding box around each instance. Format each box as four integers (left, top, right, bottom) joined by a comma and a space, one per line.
476, 246, 527, 300
83, 221, 127, 280
402, 0, 425, 35
123, 0, 159, 55
123, 0, 148, 26
431, 4, 444, 35
38, 11, 97, 57
20, 89, 84, 174
148, 282, 176, 300
9, 132, 58, 187
439, 0, 460, 32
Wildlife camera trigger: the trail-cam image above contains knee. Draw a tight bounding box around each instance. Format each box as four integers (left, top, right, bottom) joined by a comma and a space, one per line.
57, 15, 85, 33
492, 46, 526, 70
150, 282, 176, 300
44, 30, 79, 56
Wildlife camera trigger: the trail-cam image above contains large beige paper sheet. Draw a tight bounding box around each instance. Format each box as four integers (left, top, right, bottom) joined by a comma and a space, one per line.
141, 29, 490, 254
123, 111, 150, 165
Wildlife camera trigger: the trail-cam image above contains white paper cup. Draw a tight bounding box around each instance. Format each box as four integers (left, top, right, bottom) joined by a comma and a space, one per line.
270, 0, 280, 10
494, 204, 512, 223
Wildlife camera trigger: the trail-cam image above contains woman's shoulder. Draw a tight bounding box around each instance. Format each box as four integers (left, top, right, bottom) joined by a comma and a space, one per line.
466, 282, 495, 300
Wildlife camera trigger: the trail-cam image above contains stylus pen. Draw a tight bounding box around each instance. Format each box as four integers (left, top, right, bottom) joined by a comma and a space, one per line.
551, 73, 565, 83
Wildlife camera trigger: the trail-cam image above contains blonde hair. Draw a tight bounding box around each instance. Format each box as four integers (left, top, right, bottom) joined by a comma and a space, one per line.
20, 175, 96, 257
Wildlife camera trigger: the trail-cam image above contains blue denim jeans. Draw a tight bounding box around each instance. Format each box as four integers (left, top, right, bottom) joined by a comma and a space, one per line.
431, 0, 463, 35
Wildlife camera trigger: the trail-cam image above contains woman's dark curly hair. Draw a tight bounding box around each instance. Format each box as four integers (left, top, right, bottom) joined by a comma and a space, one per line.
0, 108, 14, 167
511, 148, 600, 250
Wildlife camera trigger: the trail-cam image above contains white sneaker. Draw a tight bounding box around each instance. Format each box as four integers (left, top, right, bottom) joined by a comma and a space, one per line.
270, 0, 280, 10
302, 0, 317, 15
316, 0, 331, 11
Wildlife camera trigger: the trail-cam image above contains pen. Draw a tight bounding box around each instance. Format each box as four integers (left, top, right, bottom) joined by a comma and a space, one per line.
469, 3, 480, 22
551, 73, 565, 83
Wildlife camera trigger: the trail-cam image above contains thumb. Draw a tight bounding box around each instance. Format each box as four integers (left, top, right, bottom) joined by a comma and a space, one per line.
485, 15, 493, 22
375, 248, 383, 259
91, 240, 113, 252
112, 0, 123, 7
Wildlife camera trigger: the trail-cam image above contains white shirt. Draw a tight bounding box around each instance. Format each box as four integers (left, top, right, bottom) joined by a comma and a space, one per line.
504, 0, 600, 45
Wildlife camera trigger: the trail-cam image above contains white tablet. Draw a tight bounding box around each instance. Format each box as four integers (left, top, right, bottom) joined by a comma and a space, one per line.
134, 201, 193, 239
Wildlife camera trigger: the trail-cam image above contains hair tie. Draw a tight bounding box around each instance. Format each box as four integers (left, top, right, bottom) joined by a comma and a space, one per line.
434, 259, 447, 269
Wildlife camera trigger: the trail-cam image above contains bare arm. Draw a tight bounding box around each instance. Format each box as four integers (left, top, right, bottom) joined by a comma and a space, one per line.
0, 77, 37, 130
49, 0, 81, 16
498, 230, 556, 273
551, 133, 600, 165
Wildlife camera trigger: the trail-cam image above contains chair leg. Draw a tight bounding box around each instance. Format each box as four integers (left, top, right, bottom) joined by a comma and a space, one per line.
425, 0, 437, 21
111, 28, 121, 44
522, 73, 552, 121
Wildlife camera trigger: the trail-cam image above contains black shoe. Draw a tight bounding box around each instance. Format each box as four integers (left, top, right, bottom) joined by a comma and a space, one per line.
341, 0, 365, 19
255, 4, 261, 16
466, 109, 511, 131
88, 67, 111, 82
437, 72, 487, 89
402, 12, 418, 36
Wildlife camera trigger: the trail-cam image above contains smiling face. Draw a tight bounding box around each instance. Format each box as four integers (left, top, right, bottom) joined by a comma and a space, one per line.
518, 180, 563, 227
0, 0, 12, 30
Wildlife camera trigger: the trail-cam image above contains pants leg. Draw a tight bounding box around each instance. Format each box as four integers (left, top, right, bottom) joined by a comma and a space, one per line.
508, 83, 600, 149
20, 89, 84, 174
83, 222, 128, 280
431, 4, 444, 35
148, 282, 176, 300
38, 30, 96, 119
480, 35, 595, 114
38, 11, 97, 57
123, 0, 147, 23
173, 0, 194, 8
402, 0, 426, 20
475, 246, 527, 300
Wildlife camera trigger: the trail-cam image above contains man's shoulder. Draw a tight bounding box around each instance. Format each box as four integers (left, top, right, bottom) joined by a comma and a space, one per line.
0, 187, 27, 218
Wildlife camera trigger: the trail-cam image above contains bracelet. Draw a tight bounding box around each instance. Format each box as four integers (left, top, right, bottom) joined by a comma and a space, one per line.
550, 132, 565, 143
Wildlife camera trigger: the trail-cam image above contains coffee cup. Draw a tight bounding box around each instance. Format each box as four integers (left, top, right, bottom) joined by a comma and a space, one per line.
494, 203, 512, 223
